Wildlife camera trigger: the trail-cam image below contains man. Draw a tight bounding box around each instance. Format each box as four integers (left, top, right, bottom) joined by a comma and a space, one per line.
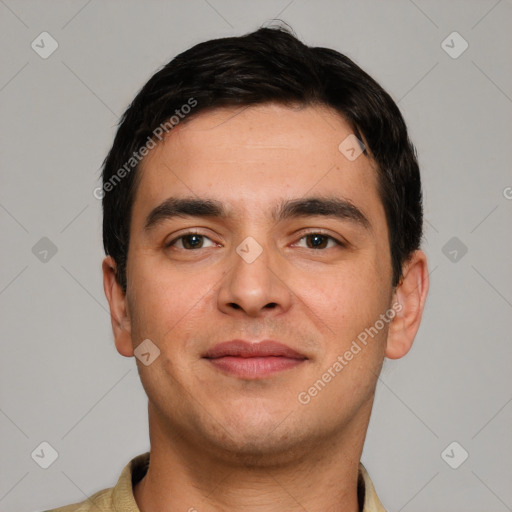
49, 25, 428, 512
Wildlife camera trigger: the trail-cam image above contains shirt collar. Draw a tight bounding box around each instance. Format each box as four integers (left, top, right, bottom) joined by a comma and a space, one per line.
112, 452, 386, 512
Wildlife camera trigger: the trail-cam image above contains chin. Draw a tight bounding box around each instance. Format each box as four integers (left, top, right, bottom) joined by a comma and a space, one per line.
209, 432, 312, 468
197, 413, 314, 466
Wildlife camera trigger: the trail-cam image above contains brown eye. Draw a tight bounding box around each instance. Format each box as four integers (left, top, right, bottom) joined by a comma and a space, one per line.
296, 233, 343, 250
167, 233, 216, 250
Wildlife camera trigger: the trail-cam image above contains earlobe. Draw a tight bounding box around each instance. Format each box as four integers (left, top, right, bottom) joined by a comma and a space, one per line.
102, 256, 134, 357
385, 250, 429, 360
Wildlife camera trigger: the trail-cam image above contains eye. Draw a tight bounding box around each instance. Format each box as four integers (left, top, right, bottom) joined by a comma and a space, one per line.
294, 233, 344, 250
166, 232, 217, 250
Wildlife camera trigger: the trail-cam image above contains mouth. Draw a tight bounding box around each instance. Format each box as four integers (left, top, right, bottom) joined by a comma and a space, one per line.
202, 340, 307, 379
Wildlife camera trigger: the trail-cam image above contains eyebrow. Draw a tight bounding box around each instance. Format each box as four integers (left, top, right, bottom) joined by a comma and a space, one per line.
144, 196, 371, 232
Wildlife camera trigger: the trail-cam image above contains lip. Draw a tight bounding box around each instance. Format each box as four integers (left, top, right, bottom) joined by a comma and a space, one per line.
203, 340, 306, 359
203, 340, 307, 378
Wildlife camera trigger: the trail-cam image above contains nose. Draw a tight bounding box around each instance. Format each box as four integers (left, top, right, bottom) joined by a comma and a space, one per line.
216, 239, 293, 318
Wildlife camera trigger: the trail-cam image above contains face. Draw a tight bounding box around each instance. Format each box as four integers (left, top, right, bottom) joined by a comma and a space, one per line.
106, 103, 416, 462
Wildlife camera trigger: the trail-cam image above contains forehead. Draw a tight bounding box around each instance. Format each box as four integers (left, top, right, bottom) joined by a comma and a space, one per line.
133, 103, 383, 227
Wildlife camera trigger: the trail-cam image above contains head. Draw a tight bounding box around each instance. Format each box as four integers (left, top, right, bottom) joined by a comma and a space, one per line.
102, 26, 428, 462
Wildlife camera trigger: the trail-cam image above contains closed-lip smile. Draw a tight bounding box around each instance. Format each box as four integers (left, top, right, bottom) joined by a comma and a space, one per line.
203, 340, 307, 378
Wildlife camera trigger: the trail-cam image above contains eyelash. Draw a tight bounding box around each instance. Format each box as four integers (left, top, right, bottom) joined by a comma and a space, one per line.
165, 230, 345, 250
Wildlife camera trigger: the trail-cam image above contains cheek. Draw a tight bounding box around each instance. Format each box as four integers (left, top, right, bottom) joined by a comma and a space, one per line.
126, 259, 209, 397
127, 255, 185, 339
128, 252, 220, 346
298, 262, 390, 335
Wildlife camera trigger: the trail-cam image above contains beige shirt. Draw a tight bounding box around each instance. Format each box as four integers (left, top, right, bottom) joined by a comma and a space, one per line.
46, 452, 387, 512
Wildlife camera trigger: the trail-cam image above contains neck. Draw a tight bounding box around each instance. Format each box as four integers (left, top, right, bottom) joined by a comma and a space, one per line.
134, 403, 372, 512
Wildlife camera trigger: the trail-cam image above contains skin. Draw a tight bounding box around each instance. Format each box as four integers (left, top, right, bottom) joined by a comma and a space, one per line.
103, 103, 429, 512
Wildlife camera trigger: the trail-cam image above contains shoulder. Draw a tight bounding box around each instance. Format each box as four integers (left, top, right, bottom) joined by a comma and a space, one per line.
41, 452, 149, 512
43, 485, 114, 512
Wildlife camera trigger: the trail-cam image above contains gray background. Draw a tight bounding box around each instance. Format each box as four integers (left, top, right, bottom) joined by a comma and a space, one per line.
1, 1, 511, 511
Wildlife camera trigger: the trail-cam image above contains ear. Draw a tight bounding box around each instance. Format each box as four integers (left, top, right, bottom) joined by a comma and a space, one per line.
102, 256, 134, 357
385, 250, 429, 359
